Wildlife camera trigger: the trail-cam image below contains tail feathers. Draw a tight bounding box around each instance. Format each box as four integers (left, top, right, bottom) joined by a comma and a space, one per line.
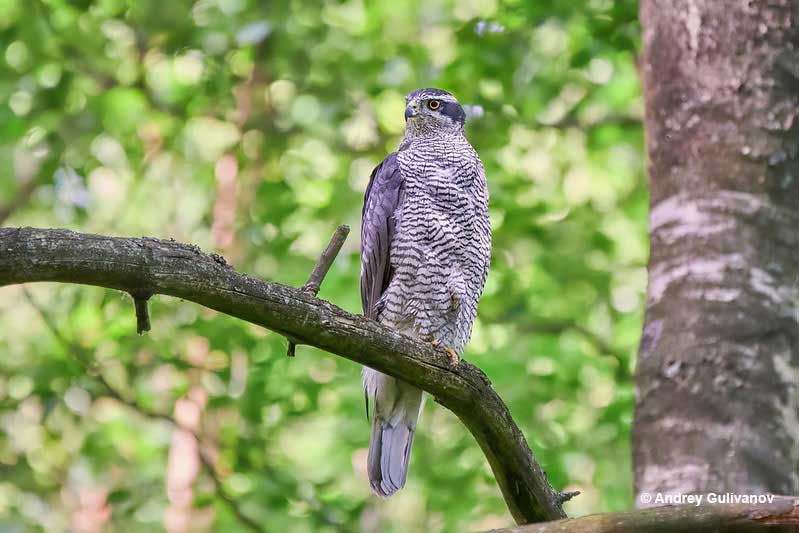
368, 417, 415, 496
363, 368, 423, 496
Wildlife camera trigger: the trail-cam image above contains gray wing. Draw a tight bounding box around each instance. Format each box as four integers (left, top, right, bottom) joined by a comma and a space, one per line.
360, 152, 404, 320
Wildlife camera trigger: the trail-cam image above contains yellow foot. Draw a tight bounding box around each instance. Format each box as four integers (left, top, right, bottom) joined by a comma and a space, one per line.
431, 339, 460, 367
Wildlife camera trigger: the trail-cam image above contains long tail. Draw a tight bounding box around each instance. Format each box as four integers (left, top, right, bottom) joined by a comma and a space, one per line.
363, 368, 424, 497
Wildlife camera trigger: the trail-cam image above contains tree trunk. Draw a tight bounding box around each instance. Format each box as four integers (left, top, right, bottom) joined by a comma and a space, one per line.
634, 0, 799, 500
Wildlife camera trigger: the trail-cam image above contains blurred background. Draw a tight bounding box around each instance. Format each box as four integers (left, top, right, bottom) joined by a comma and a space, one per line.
0, 0, 645, 531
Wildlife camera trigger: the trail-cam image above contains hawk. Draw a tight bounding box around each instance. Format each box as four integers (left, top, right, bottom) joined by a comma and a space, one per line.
360, 88, 492, 496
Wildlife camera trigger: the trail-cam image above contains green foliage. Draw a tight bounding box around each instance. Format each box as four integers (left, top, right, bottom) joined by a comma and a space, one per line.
0, 0, 644, 530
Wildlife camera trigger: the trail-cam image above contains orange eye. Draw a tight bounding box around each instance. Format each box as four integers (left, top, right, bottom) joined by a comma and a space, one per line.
427, 100, 441, 110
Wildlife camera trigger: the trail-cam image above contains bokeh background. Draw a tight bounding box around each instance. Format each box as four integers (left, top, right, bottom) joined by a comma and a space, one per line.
0, 0, 645, 531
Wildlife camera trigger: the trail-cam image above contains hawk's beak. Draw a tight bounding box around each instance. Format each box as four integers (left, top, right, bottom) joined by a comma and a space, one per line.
405, 102, 419, 120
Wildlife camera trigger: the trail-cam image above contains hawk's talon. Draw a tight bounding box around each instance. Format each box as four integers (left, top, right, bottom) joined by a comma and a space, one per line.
445, 347, 459, 367
431, 339, 460, 367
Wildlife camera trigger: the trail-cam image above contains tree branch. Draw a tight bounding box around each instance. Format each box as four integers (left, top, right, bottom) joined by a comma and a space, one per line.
287, 224, 350, 357
0, 226, 566, 524
301, 224, 350, 296
130, 290, 152, 334
487, 497, 799, 532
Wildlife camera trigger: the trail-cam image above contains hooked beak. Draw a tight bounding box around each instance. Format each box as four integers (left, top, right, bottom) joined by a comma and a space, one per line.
405, 101, 419, 120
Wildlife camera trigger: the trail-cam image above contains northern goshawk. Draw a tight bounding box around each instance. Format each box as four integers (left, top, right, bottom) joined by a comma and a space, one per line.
360, 88, 492, 496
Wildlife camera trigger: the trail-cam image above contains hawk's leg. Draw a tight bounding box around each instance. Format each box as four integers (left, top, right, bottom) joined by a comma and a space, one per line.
431, 338, 459, 367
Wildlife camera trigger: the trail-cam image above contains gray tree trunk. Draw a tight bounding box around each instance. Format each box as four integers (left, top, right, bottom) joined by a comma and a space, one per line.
633, 0, 799, 500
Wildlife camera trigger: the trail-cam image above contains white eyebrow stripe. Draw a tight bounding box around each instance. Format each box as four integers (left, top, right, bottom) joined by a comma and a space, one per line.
408, 93, 459, 103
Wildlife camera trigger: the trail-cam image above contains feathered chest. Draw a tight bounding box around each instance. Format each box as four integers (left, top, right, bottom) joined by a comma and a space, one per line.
396, 138, 479, 214
390, 142, 488, 261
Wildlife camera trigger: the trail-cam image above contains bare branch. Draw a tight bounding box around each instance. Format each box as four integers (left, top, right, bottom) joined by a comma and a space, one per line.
1, 227, 567, 524
130, 291, 152, 334
556, 490, 581, 505
287, 223, 351, 357
302, 224, 351, 296
486, 497, 799, 532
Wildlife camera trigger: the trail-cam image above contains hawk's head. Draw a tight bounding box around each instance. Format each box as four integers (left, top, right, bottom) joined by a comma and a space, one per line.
404, 88, 465, 136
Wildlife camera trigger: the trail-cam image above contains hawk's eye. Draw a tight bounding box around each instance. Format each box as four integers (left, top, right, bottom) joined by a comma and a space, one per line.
427, 100, 441, 110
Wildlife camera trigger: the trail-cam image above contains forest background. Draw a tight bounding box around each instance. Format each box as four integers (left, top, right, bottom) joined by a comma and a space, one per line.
0, 1, 644, 531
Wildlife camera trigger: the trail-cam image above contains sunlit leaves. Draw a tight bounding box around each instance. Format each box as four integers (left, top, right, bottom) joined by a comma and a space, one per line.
0, 0, 643, 530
